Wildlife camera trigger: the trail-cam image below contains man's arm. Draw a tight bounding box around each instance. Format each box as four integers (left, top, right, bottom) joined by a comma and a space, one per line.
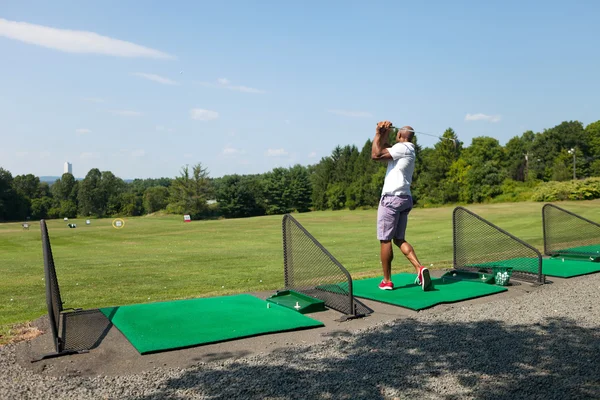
371, 120, 393, 161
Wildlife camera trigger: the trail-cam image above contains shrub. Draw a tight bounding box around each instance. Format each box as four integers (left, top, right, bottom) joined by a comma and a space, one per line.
531, 178, 600, 202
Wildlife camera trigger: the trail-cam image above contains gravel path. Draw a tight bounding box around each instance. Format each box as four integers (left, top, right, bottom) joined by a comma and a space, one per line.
2, 275, 600, 400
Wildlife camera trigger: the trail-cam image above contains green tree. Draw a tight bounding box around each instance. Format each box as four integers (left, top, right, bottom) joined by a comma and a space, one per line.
454, 136, 506, 203
216, 174, 265, 218
288, 165, 312, 212
143, 186, 169, 214
119, 192, 144, 216
100, 171, 126, 216
529, 121, 588, 181
586, 120, 600, 156
465, 161, 504, 202
11, 174, 42, 218
59, 200, 78, 218
0, 168, 22, 221
166, 163, 212, 218
414, 128, 461, 204
30, 196, 53, 219
263, 168, 292, 215
310, 157, 334, 210
78, 168, 103, 217
326, 182, 346, 210
52, 173, 78, 202
353, 139, 385, 208
12, 174, 42, 200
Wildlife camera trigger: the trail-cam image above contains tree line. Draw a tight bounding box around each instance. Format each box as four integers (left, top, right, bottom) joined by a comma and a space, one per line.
1, 119, 599, 222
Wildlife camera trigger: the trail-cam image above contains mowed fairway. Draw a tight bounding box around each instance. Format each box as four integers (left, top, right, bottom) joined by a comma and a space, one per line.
1, 200, 600, 343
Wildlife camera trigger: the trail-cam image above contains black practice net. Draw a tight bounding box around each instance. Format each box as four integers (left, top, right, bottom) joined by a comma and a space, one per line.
543, 203, 600, 259
282, 214, 370, 317
453, 207, 544, 284
37, 220, 111, 361
41, 219, 63, 353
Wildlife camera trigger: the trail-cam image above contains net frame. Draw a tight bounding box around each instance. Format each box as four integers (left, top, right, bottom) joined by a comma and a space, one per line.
542, 203, 600, 259
282, 214, 368, 318
453, 207, 545, 284
35, 220, 110, 362
40, 219, 64, 353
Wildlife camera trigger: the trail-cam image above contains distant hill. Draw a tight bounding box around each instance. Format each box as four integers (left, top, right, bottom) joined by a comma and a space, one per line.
39, 176, 72, 184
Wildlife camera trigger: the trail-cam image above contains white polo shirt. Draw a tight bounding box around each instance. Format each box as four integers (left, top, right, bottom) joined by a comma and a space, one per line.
381, 142, 415, 196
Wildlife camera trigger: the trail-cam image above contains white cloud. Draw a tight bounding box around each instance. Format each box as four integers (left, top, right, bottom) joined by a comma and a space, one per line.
222, 147, 245, 155
197, 78, 265, 94
308, 151, 317, 158
0, 18, 173, 59
76, 128, 91, 134
110, 110, 143, 117
80, 152, 100, 159
130, 149, 145, 157
327, 109, 372, 118
133, 72, 179, 85
266, 148, 288, 157
190, 108, 219, 121
464, 113, 501, 123
82, 97, 105, 103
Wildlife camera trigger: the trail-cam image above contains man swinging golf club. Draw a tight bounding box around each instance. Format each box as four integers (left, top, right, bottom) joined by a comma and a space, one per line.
371, 121, 433, 291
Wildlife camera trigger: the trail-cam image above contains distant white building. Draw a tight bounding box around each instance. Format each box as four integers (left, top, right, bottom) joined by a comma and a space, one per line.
64, 162, 72, 175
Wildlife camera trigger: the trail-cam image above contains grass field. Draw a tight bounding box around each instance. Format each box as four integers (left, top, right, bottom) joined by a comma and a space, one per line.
2, 200, 600, 344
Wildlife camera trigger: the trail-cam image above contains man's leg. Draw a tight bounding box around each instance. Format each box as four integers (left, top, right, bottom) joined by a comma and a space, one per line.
380, 240, 393, 282
393, 205, 433, 291
394, 239, 432, 290
393, 239, 422, 272
377, 196, 401, 289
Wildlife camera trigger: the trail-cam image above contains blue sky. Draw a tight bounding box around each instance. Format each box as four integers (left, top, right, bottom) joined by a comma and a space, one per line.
1, 1, 599, 179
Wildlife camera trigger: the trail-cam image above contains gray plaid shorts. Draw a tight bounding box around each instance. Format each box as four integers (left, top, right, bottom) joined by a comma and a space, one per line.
377, 195, 413, 241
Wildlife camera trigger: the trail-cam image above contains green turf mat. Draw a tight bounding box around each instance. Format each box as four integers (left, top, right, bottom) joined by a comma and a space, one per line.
555, 244, 600, 256
469, 257, 600, 278
352, 274, 507, 311
99, 294, 324, 354
542, 258, 600, 277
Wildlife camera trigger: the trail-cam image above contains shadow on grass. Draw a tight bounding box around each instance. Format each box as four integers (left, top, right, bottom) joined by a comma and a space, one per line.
135, 317, 600, 399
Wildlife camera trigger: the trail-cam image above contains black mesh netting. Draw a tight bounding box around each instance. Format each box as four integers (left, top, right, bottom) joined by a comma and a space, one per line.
41, 219, 63, 351
453, 207, 544, 284
39, 220, 110, 357
282, 215, 370, 317
543, 204, 600, 258
61, 310, 112, 352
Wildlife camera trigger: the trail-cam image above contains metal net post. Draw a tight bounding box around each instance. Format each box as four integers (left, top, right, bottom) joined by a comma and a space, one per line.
453, 207, 544, 284
543, 203, 600, 258
40, 219, 64, 353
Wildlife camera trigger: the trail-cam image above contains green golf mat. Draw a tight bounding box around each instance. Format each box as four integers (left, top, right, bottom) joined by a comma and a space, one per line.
99, 294, 324, 354
352, 273, 507, 311
470, 257, 600, 278
554, 244, 600, 257
542, 258, 600, 277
